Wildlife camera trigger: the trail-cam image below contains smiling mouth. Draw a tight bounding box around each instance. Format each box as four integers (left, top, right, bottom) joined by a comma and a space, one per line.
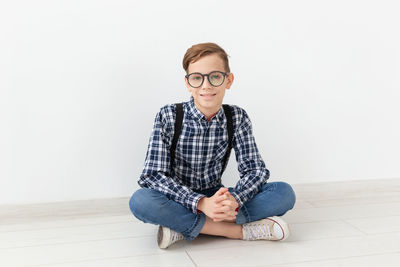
200, 94, 217, 96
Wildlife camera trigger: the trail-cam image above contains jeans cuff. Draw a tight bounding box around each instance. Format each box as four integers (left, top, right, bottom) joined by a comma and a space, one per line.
182, 213, 206, 241
235, 204, 250, 224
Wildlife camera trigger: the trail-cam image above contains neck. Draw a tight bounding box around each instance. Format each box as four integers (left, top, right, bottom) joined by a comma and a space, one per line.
194, 102, 221, 120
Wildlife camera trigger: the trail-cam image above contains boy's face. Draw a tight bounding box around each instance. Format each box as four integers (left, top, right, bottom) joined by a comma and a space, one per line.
185, 54, 234, 114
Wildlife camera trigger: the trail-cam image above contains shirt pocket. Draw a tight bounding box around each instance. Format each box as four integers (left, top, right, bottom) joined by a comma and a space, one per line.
175, 124, 198, 164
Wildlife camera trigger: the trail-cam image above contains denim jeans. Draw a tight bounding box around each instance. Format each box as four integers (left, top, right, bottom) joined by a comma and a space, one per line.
129, 181, 296, 241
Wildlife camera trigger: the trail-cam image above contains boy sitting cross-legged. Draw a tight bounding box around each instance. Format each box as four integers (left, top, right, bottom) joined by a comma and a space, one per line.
129, 42, 296, 249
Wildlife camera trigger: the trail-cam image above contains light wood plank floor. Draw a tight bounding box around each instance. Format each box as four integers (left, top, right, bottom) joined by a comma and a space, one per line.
1, 178, 400, 267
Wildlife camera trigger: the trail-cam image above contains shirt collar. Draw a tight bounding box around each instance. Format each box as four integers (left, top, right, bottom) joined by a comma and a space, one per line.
187, 95, 225, 125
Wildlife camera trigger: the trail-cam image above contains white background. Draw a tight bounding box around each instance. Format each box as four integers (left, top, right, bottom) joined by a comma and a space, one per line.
1, 0, 399, 205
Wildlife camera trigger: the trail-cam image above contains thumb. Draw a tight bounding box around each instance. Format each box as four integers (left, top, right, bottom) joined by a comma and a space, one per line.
214, 187, 228, 197
215, 187, 228, 196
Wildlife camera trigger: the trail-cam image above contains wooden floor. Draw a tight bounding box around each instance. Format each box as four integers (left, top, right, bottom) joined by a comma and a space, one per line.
1, 178, 400, 266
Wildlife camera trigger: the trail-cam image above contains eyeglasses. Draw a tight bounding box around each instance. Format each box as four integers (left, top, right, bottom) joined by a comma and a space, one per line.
185, 71, 229, 88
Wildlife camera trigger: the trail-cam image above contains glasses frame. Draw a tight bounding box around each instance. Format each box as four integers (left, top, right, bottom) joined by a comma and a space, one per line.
185, 71, 229, 88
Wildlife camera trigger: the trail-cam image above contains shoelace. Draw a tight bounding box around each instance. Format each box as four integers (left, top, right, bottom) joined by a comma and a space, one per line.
245, 222, 272, 240
170, 230, 184, 243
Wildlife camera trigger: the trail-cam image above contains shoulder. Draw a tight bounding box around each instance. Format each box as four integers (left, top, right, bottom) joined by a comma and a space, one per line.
153, 103, 177, 134
226, 104, 252, 131
158, 103, 176, 121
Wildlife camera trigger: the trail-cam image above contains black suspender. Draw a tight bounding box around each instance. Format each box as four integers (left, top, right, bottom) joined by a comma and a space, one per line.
222, 104, 234, 174
170, 103, 234, 176
170, 103, 183, 171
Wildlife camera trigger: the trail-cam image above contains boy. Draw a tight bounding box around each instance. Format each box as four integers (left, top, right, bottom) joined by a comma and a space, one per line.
129, 42, 296, 249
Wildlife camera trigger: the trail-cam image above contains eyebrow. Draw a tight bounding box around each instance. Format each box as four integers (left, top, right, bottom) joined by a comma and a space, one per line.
188, 70, 225, 74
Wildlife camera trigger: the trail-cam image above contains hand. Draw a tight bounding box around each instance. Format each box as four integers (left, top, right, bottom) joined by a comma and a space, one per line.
213, 190, 239, 222
197, 188, 238, 222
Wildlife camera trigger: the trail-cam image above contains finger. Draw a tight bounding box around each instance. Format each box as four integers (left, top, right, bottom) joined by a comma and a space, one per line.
212, 212, 231, 219
214, 206, 234, 214
218, 200, 235, 207
214, 191, 231, 203
214, 205, 231, 213
214, 201, 236, 212
223, 192, 231, 199
214, 194, 228, 203
223, 192, 234, 201
214, 209, 237, 215
213, 211, 238, 219
213, 214, 237, 222
215, 187, 228, 196
213, 216, 231, 222
224, 211, 238, 217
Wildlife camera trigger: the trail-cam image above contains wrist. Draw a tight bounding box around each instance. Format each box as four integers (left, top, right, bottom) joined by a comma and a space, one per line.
229, 191, 242, 208
197, 196, 208, 212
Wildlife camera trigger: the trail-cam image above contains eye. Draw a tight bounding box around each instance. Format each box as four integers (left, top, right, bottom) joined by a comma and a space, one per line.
190, 74, 202, 80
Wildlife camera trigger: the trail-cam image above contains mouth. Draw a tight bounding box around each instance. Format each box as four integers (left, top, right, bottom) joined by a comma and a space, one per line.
200, 93, 217, 97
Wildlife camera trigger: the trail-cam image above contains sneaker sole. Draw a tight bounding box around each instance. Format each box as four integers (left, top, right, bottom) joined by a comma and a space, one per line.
267, 216, 290, 241
157, 225, 171, 249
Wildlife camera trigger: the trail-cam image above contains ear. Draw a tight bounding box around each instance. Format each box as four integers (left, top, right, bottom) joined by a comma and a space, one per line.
225, 73, 234, 89
184, 76, 192, 92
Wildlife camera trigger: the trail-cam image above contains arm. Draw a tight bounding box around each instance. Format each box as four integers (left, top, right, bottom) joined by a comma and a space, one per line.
228, 109, 270, 208
138, 107, 205, 214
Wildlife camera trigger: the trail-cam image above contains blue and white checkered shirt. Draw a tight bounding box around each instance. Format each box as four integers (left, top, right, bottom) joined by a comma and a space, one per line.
138, 95, 270, 214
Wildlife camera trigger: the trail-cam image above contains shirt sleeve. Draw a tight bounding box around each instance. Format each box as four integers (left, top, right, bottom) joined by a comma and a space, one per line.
229, 108, 270, 208
138, 106, 205, 214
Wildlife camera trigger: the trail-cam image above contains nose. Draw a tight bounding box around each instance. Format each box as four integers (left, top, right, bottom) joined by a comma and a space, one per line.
201, 75, 212, 89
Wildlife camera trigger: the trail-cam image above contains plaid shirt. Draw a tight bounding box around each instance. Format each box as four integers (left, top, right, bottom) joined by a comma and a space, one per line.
138, 95, 270, 214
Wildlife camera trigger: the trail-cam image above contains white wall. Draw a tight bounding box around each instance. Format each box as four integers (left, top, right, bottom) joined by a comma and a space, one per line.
1, 0, 399, 205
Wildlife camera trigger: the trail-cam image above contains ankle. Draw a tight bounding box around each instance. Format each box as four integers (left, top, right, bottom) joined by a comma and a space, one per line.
225, 225, 243, 239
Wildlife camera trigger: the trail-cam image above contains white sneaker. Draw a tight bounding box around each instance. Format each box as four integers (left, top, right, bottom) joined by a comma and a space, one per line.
157, 225, 185, 249
242, 216, 290, 241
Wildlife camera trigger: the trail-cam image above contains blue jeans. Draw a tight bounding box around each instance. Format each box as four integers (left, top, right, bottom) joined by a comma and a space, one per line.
129, 181, 296, 241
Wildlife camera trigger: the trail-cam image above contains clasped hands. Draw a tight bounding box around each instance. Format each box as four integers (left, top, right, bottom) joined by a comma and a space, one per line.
197, 187, 239, 222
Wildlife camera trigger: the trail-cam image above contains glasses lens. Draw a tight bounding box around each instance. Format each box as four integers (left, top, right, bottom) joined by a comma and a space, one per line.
209, 71, 225, 86
188, 73, 203, 87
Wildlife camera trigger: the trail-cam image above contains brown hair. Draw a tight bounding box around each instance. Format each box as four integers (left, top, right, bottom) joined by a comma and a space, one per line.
182, 42, 230, 74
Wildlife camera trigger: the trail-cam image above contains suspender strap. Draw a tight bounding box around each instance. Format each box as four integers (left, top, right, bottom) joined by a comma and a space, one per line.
221, 104, 234, 175
170, 103, 183, 170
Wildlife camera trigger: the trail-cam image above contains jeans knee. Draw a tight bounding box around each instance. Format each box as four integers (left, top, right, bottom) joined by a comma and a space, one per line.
276, 181, 296, 210
129, 188, 150, 218
129, 188, 170, 223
